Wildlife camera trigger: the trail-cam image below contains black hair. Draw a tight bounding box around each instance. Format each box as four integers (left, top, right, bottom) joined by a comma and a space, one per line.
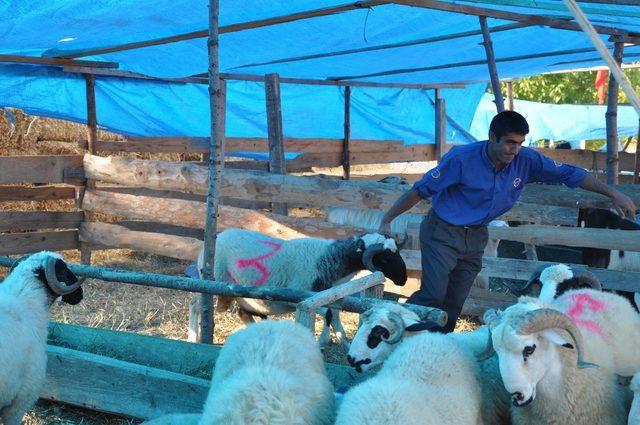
489, 110, 529, 141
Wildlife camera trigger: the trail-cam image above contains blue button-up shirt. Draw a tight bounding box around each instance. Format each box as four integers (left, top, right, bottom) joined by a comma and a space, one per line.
413, 141, 588, 226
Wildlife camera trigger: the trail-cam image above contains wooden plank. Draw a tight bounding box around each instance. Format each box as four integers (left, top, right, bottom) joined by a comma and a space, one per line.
115, 221, 204, 239
479, 16, 505, 113
434, 89, 447, 161
0, 230, 79, 255
343, 86, 351, 180
42, 344, 209, 419
0, 211, 83, 232
605, 42, 624, 184
265, 73, 288, 216
95, 137, 404, 154
82, 189, 367, 239
0, 54, 118, 68
534, 147, 640, 172
80, 222, 200, 261
47, 322, 372, 391
0, 156, 83, 184
0, 185, 76, 201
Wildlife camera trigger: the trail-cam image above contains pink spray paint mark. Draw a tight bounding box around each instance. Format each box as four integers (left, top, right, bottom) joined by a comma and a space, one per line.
227, 240, 282, 286
565, 293, 606, 338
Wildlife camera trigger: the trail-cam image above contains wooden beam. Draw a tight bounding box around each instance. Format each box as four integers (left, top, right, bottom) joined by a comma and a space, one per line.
561, 0, 640, 114
434, 89, 446, 161
635, 119, 640, 184
0, 155, 83, 185
234, 22, 529, 70
0, 185, 76, 201
81, 73, 98, 267
42, 344, 209, 419
392, 0, 630, 37
479, 16, 505, 112
605, 42, 624, 184
54, 1, 391, 59
343, 86, 351, 180
0, 230, 79, 255
0, 54, 118, 68
0, 211, 83, 232
506, 80, 514, 111
265, 73, 288, 216
534, 147, 640, 173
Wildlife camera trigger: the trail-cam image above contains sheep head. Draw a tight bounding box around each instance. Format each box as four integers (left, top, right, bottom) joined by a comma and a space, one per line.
347, 305, 423, 373
485, 300, 597, 408
360, 233, 407, 286
10, 251, 83, 305
505, 264, 602, 301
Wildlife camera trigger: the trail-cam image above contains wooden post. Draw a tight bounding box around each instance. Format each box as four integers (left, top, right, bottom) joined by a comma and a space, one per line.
605, 42, 624, 185
265, 73, 288, 215
506, 80, 514, 111
561, 0, 640, 115
434, 88, 446, 161
200, 0, 223, 345
635, 119, 640, 185
342, 86, 351, 180
479, 16, 505, 113
80, 74, 97, 266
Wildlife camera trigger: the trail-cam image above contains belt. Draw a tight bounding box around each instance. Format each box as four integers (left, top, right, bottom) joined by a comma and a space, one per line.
431, 211, 486, 229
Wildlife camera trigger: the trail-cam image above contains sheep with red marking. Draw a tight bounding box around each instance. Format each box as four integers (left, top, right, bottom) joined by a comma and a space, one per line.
189, 228, 407, 346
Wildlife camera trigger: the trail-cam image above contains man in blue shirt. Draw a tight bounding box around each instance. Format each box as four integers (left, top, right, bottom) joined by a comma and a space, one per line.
379, 111, 636, 333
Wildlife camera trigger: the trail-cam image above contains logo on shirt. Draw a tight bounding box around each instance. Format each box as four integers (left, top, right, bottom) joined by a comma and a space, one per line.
513, 177, 522, 188
554, 160, 563, 167
430, 169, 441, 179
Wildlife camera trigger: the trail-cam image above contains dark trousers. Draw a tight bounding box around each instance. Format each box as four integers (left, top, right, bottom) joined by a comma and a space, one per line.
407, 210, 488, 333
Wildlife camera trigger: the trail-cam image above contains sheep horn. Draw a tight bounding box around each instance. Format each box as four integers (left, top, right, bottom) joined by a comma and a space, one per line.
44, 257, 82, 296
515, 308, 598, 369
395, 233, 409, 251
572, 269, 602, 291
476, 328, 496, 361
362, 243, 385, 272
385, 312, 405, 344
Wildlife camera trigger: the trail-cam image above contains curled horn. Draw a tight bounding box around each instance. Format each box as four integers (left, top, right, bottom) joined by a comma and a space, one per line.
385, 312, 405, 344
44, 257, 82, 296
476, 309, 501, 361
362, 243, 385, 272
515, 308, 598, 369
503, 265, 546, 296
572, 269, 602, 291
395, 233, 409, 250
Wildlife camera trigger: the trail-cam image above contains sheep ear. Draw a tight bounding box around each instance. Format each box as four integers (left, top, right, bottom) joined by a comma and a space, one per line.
540, 328, 570, 347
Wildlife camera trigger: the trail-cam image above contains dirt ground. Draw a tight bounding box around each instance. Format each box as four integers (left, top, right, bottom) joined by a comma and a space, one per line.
0, 110, 480, 424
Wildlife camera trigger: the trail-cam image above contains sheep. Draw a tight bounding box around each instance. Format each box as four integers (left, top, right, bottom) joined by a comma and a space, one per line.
579, 207, 640, 309
199, 320, 335, 425
505, 263, 602, 302
337, 330, 510, 425
630, 372, 640, 425
0, 251, 83, 425
482, 300, 632, 425
326, 206, 508, 288
189, 229, 407, 345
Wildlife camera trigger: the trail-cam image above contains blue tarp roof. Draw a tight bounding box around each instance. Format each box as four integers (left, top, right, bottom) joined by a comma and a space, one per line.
0, 1, 638, 143
471, 93, 640, 145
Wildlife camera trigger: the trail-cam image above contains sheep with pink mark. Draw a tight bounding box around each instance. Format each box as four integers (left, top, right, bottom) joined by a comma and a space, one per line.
189, 228, 408, 345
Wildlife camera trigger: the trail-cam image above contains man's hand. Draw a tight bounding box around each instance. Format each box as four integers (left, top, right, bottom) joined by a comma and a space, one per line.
611, 191, 637, 219
378, 221, 392, 236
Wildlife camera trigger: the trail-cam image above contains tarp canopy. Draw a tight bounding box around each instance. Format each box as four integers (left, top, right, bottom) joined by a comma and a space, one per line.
0, 1, 638, 143
470, 93, 640, 146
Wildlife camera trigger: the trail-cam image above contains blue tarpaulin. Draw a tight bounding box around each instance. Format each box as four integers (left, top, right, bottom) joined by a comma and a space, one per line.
0, 1, 638, 144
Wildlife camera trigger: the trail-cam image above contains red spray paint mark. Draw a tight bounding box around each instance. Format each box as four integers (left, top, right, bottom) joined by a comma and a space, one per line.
565, 293, 606, 338
227, 240, 282, 286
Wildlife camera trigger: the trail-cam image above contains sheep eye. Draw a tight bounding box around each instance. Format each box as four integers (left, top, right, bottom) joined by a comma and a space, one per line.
522, 344, 536, 360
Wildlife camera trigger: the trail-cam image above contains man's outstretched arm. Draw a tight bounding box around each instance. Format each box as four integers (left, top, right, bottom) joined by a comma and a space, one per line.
378, 188, 422, 235
579, 174, 637, 218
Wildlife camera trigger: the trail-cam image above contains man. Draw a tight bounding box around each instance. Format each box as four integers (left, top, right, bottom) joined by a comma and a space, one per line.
379, 111, 636, 333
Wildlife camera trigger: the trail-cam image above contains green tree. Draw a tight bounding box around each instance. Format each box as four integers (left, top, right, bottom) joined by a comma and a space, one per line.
501, 68, 640, 105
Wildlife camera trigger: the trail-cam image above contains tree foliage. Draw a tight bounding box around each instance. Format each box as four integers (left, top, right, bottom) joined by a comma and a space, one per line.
501, 68, 640, 105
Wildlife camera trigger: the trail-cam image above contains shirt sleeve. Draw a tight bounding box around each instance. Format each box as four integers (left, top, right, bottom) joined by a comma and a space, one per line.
412, 150, 462, 199
527, 150, 588, 188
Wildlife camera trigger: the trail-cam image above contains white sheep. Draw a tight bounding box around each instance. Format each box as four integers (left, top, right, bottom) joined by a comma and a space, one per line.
482, 300, 631, 424
190, 229, 407, 345
199, 320, 335, 425
506, 263, 602, 302
630, 372, 640, 425
0, 251, 83, 425
337, 331, 509, 425
345, 304, 510, 425
325, 206, 508, 288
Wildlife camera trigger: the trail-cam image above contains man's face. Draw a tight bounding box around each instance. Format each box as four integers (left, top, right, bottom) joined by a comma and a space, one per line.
488, 131, 526, 166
